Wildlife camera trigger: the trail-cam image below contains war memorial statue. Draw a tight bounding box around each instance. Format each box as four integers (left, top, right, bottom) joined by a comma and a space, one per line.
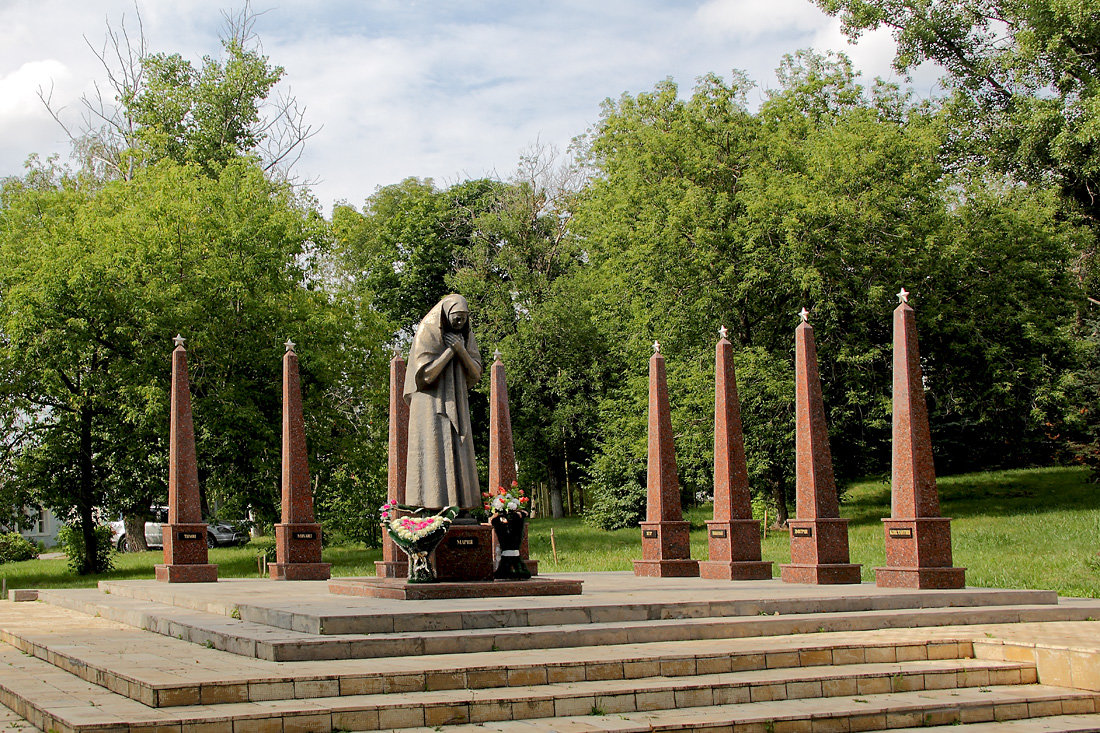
403, 294, 484, 515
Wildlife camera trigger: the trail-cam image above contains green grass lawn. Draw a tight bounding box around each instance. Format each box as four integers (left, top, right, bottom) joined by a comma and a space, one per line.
532, 465, 1100, 598
2, 466, 1098, 596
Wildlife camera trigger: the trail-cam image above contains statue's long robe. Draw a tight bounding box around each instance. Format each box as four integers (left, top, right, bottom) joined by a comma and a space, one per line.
403, 296, 482, 509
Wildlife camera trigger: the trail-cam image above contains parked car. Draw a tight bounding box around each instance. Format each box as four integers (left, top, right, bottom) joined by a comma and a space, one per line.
108, 508, 249, 551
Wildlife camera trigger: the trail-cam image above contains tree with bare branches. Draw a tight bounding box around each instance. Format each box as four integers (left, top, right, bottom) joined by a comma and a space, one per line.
39, 3, 316, 183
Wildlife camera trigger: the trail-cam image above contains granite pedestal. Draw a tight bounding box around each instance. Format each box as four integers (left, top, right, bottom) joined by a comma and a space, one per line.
328, 576, 582, 600
434, 524, 495, 582
155, 522, 217, 583
270, 523, 330, 581
635, 520, 699, 577
699, 519, 773, 580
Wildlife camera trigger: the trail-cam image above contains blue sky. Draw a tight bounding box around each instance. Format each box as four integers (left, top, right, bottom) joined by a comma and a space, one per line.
0, 0, 940, 214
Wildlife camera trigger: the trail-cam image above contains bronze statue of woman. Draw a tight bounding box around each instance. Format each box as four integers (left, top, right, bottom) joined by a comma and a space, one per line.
403, 294, 483, 512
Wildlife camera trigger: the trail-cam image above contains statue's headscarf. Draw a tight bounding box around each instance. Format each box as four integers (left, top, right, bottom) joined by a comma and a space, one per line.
403, 294, 482, 430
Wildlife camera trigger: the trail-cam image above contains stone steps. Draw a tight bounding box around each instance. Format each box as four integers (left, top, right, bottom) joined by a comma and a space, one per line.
320, 685, 1098, 732
892, 715, 1100, 731
1, 635, 1095, 733
398, 700, 1100, 732
35, 587, 1100, 662
94, 579, 1058, 635
0, 601, 996, 709
0, 612, 1029, 710
11, 578, 1100, 731
0, 700, 39, 733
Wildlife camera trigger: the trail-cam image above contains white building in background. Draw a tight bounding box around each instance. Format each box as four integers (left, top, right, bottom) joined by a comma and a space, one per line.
2, 507, 61, 549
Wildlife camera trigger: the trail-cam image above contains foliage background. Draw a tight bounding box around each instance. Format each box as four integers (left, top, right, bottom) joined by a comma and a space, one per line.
2, 3, 1099, 571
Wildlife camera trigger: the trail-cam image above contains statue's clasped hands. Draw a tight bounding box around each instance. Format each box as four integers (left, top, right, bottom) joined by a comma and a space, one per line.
443, 332, 466, 354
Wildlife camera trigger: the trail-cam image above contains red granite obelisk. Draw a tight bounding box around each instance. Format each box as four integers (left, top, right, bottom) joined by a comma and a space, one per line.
488, 350, 537, 575
876, 289, 965, 589
634, 343, 699, 578
375, 348, 410, 578
271, 341, 331, 580
780, 310, 861, 585
700, 327, 772, 581
156, 335, 218, 583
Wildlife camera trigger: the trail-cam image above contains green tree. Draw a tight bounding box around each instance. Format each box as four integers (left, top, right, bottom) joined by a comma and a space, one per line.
332, 157, 599, 519
129, 40, 281, 174
813, 0, 1100, 470
332, 178, 501, 333
14, 6, 337, 563
574, 53, 1080, 528
0, 159, 386, 571
813, 0, 1100, 285
448, 145, 593, 517
42, 6, 314, 182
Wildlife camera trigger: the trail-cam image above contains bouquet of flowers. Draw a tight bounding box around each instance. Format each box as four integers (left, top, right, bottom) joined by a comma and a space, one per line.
484, 480, 531, 580
483, 480, 529, 516
378, 502, 458, 583
388, 513, 450, 542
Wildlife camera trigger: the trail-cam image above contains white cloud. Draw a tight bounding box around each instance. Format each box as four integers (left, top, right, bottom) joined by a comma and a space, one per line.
694, 0, 831, 39
1, 1, 948, 209
0, 60, 70, 117
0, 60, 77, 173
811, 17, 947, 97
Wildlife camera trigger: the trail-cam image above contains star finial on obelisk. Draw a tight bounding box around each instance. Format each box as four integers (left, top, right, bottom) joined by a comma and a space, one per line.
653, 341, 661, 354
798, 308, 809, 323
285, 339, 296, 353
173, 334, 185, 349
897, 287, 909, 304
719, 325, 729, 340
493, 348, 502, 362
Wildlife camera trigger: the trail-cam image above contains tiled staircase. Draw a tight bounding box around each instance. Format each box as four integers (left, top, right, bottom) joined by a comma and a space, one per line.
0, 575, 1096, 732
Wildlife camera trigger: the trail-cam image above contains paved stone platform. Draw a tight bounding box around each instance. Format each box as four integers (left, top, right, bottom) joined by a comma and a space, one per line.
3, 574, 1099, 731
32, 574, 1091, 663
328, 576, 582, 599
96, 573, 1061, 633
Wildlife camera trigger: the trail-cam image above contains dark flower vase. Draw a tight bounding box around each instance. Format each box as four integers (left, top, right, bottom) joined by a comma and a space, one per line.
491, 511, 531, 580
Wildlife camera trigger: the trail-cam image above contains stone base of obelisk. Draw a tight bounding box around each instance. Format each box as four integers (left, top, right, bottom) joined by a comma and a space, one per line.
155, 563, 219, 583
874, 566, 966, 588
435, 524, 495, 582
699, 519, 772, 580
156, 522, 218, 583
634, 521, 699, 577
269, 562, 332, 581
270, 523, 330, 580
781, 517, 861, 584
375, 535, 408, 577
875, 517, 965, 589
779, 562, 862, 584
